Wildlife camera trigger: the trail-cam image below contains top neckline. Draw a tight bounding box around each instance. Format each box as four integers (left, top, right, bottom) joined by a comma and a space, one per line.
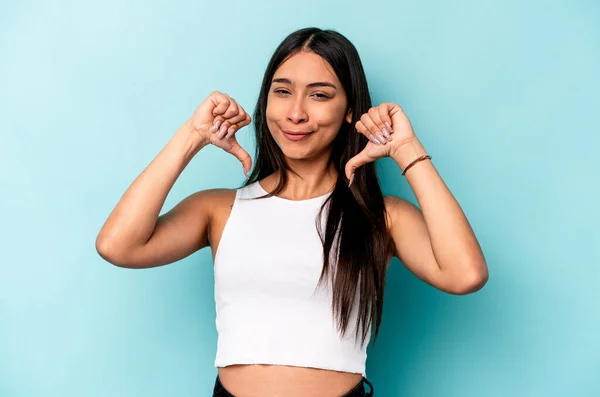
256, 181, 333, 203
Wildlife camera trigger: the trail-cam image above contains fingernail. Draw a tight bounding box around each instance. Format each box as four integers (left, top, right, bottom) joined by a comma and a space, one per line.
376, 132, 387, 144
348, 173, 355, 187
384, 122, 393, 133
369, 134, 381, 145
218, 124, 228, 138
212, 120, 222, 133
381, 129, 392, 141
225, 128, 236, 139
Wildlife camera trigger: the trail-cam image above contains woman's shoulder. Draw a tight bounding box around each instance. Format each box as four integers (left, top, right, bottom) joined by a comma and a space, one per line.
197, 182, 262, 212
196, 188, 237, 209
383, 195, 422, 229
189, 187, 237, 201
179, 188, 237, 222
383, 194, 412, 208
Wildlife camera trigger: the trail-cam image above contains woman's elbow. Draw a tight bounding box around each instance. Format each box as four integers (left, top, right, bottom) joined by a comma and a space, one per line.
453, 268, 489, 295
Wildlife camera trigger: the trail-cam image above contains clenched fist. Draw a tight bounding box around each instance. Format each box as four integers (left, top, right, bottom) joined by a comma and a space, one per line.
188, 91, 253, 176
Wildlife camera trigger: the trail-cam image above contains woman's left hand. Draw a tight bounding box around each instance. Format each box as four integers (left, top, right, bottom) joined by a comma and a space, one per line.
345, 102, 418, 183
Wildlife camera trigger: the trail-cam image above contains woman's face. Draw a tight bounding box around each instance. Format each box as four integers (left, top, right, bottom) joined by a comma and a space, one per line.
266, 51, 352, 160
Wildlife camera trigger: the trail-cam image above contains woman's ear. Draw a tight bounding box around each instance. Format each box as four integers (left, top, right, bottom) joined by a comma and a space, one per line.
345, 109, 353, 124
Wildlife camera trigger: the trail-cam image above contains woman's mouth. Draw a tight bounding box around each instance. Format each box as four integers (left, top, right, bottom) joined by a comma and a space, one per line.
281, 129, 313, 141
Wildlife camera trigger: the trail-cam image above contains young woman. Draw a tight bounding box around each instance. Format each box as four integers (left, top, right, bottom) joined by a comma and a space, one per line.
96, 27, 488, 397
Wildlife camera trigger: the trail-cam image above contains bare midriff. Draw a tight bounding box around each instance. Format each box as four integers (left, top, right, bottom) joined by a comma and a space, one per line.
218, 364, 363, 397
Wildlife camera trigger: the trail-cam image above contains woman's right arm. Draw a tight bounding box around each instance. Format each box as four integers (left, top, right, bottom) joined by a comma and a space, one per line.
95, 91, 252, 268
95, 121, 210, 268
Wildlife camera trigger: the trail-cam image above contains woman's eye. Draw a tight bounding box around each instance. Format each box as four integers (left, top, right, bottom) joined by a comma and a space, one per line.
273, 90, 329, 99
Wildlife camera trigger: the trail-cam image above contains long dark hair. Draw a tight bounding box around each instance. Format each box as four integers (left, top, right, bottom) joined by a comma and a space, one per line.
245, 27, 392, 348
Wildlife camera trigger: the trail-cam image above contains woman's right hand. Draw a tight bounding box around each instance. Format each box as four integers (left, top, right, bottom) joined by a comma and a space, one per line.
188, 91, 253, 176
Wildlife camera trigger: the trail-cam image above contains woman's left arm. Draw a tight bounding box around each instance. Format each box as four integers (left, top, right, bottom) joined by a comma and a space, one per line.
346, 102, 488, 294
387, 137, 488, 295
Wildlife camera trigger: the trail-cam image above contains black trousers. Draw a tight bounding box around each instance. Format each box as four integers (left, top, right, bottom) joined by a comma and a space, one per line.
212, 375, 374, 396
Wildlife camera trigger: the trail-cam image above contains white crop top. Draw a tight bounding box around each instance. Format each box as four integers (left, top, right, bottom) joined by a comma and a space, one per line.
213, 181, 370, 377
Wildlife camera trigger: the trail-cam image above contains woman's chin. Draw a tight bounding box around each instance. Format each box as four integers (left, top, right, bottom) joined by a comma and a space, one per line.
281, 150, 311, 161
282, 146, 334, 162
272, 136, 332, 161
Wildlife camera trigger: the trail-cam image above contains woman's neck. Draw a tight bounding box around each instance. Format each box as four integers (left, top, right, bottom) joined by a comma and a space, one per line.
261, 160, 338, 201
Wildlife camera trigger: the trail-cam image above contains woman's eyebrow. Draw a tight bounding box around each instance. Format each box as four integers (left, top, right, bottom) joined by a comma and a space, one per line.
272, 78, 337, 90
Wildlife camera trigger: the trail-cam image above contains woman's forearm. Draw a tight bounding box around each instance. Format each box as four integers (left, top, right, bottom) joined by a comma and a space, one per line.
95, 121, 207, 257
392, 138, 488, 285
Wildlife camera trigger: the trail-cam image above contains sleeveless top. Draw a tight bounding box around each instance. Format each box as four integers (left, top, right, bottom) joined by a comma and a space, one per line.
213, 181, 370, 377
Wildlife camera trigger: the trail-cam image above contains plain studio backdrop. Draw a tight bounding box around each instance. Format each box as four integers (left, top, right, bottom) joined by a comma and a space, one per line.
1, 0, 598, 396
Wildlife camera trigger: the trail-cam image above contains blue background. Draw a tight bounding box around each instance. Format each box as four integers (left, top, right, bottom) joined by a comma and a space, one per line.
1, 0, 598, 395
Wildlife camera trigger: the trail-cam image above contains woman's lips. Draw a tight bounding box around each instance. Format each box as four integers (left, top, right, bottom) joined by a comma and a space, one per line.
281, 128, 313, 141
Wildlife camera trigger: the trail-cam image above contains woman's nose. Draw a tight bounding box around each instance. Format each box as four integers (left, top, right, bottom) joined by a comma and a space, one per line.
287, 99, 308, 123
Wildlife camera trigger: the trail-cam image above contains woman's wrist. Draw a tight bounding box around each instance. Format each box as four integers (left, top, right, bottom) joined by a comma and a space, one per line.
391, 138, 428, 170
171, 120, 210, 164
